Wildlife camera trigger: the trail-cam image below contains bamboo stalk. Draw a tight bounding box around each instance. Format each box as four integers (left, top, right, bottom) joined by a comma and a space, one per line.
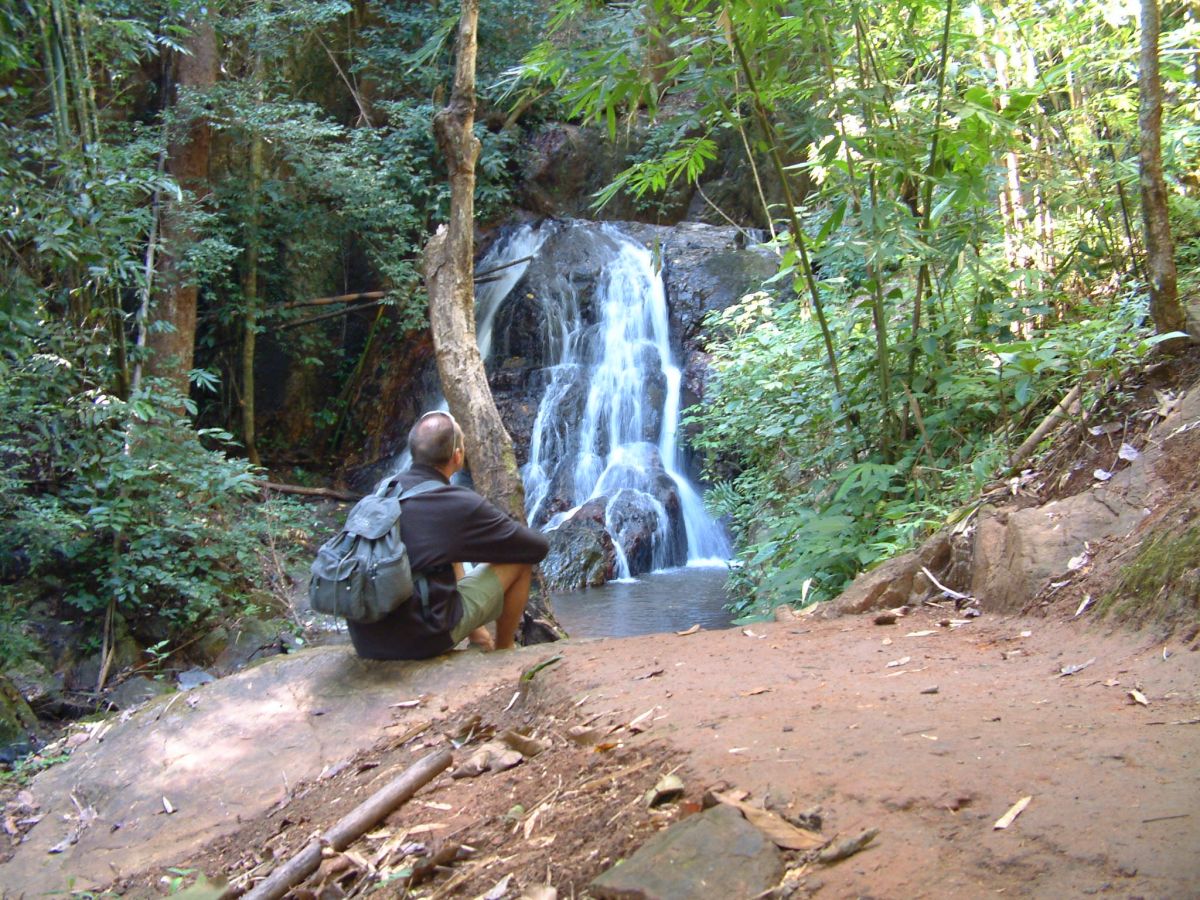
240, 749, 452, 900
726, 21, 844, 398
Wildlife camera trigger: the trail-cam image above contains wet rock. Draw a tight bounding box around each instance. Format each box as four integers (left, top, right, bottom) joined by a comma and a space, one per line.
606, 490, 664, 576
590, 803, 783, 900
202, 618, 295, 676
542, 504, 617, 591
62, 614, 143, 693
656, 222, 777, 348
517, 124, 692, 223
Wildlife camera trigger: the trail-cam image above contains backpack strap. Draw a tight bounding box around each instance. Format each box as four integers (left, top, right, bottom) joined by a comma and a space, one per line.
373, 473, 403, 497
396, 479, 443, 624
398, 479, 445, 501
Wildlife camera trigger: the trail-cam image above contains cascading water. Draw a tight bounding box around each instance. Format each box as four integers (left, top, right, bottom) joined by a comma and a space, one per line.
476, 220, 730, 578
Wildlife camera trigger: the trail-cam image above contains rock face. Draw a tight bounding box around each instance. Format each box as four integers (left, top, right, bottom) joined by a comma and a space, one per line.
590, 803, 783, 900
0, 646, 531, 895
349, 217, 766, 584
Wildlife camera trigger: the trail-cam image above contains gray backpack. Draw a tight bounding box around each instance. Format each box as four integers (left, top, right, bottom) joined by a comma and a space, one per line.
308, 479, 442, 623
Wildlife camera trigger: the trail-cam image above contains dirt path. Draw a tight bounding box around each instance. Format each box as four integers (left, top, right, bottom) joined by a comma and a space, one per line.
13, 606, 1194, 900
553, 608, 1200, 897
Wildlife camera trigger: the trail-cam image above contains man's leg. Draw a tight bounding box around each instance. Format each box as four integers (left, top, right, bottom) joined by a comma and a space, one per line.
453, 562, 534, 650
485, 562, 534, 649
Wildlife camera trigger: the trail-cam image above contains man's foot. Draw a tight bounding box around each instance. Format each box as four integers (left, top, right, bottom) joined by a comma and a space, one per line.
468, 626, 495, 651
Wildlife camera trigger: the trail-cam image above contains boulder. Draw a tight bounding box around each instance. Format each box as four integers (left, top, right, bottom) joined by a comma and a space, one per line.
8, 658, 65, 716
542, 502, 617, 591
606, 489, 665, 576
971, 490, 1146, 613
105, 675, 174, 711
825, 531, 955, 616
590, 803, 783, 900
203, 617, 298, 676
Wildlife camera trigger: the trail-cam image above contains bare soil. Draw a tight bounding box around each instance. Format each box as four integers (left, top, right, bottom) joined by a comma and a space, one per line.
87, 604, 1200, 900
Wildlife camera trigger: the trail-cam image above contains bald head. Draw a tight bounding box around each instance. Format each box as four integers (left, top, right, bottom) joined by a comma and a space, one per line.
409, 411, 464, 469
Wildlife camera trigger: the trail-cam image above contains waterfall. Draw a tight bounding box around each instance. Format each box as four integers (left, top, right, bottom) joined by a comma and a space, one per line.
477, 220, 730, 576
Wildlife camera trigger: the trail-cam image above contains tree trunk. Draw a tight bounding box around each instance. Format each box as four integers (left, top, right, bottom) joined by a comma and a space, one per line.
241, 139, 262, 467
423, 0, 562, 641
1138, 0, 1188, 338
147, 18, 217, 392
241, 60, 265, 467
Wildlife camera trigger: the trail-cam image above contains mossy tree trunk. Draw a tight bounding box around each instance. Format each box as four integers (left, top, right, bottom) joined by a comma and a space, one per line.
1138, 0, 1188, 339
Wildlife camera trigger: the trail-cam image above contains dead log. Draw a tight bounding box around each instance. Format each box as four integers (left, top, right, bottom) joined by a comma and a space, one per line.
1005, 383, 1083, 473
240, 748, 452, 900
259, 481, 362, 502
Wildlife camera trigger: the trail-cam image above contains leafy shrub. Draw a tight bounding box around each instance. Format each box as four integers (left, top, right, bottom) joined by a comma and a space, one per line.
689, 283, 1165, 620
0, 325, 307, 651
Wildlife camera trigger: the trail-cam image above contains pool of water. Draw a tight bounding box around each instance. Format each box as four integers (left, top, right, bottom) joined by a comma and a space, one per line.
549, 565, 734, 639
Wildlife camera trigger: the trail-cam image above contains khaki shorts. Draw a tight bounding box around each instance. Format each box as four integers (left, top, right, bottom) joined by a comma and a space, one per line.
450, 566, 504, 644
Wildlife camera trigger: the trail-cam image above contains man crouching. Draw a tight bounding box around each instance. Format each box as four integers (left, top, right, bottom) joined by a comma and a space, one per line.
347, 410, 549, 660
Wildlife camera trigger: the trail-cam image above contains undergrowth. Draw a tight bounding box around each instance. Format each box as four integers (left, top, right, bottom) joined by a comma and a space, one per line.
689, 282, 1173, 620
1100, 513, 1200, 630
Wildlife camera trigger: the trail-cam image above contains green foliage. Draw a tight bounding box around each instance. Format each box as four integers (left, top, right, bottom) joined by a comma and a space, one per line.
689, 282, 1164, 619
0, 604, 40, 670
0, 751, 71, 786
0, 324, 306, 646
520, 0, 1200, 618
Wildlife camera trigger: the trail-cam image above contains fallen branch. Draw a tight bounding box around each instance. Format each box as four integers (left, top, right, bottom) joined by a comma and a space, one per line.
1006, 383, 1084, 473
282, 290, 387, 310
239, 748, 452, 900
259, 481, 362, 502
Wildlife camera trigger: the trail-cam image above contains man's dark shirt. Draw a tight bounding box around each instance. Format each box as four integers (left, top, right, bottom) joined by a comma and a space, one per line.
347, 463, 549, 660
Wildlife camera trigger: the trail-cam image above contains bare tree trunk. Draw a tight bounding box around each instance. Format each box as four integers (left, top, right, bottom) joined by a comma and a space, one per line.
147, 18, 217, 391
423, 0, 522, 516
1138, 0, 1188, 338
423, 0, 562, 641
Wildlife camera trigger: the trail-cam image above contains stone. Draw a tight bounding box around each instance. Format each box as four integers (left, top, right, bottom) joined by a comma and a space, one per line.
825, 531, 954, 617
8, 659, 65, 715
209, 618, 292, 675
590, 803, 783, 900
106, 675, 174, 710
542, 503, 616, 591
971, 490, 1146, 613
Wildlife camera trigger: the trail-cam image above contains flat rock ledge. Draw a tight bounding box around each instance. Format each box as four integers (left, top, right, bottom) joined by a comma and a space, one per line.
590, 803, 783, 900
0, 645, 529, 897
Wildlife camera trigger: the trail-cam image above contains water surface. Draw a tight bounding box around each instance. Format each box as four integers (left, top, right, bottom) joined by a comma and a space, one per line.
550, 565, 733, 639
